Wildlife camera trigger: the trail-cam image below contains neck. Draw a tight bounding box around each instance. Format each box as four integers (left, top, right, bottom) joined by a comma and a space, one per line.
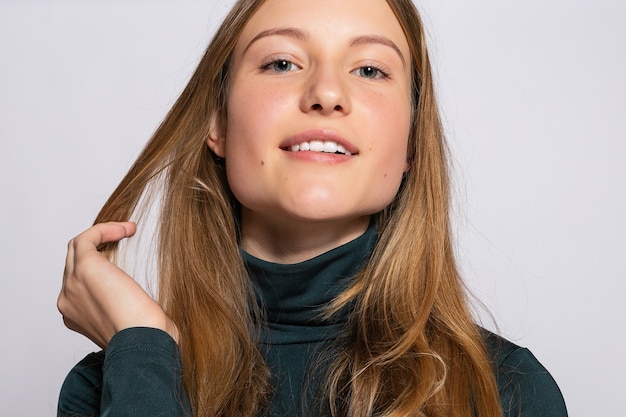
239, 213, 371, 264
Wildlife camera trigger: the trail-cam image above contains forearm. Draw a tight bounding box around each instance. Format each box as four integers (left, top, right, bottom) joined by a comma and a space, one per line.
58, 327, 192, 417
100, 327, 192, 416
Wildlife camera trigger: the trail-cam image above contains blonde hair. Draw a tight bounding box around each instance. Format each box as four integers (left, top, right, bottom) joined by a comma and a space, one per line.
95, 0, 502, 416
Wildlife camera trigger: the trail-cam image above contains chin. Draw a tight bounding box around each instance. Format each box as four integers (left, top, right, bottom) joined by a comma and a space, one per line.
281, 203, 381, 225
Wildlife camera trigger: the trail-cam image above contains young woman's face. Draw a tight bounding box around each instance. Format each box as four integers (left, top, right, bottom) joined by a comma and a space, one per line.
209, 0, 412, 241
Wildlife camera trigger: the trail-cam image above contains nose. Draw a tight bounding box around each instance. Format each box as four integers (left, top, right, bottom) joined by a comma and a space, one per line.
300, 65, 351, 116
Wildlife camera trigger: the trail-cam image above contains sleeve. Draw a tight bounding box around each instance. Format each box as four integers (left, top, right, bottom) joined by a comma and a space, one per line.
496, 346, 568, 417
57, 327, 193, 417
57, 350, 105, 416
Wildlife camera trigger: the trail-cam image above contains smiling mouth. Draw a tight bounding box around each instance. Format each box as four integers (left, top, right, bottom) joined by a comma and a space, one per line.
286, 140, 353, 155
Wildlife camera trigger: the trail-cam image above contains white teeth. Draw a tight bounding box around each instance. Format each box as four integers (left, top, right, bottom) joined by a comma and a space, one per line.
323, 141, 337, 153
288, 140, 352, 155
338, 144, 352, 156
309, 140, 324, 152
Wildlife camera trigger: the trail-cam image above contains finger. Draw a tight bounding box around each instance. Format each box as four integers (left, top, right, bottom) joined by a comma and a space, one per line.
85, 221, 137, 245
64, 237, 76, 278
64, 222, 135, 272
73, 222, 137, 255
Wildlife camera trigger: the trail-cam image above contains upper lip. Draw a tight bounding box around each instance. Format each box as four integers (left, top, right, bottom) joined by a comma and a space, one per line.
280, 129, 359, 155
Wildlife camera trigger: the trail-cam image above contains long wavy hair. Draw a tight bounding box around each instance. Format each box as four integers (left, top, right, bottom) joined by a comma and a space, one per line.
95, 0, 502, 416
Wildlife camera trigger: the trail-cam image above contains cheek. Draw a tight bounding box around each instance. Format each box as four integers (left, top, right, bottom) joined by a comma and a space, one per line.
223, 140, 274, 214
364, 92, 411, 205
363, 92, 411, 163
222, 83, 291, 207
226, 81, 293, 139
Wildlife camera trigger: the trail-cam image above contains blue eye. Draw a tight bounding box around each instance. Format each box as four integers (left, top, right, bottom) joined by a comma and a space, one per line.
262, 59, 298, 73
354, 65, 388, 79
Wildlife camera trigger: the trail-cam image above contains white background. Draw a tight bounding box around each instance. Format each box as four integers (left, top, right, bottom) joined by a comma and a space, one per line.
1, 0, 624, 415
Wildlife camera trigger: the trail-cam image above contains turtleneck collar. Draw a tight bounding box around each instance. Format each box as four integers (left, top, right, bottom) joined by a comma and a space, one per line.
242, 222, 377, 344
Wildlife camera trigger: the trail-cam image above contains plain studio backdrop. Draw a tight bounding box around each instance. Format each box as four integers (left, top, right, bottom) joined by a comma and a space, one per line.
1, 0, 624, 415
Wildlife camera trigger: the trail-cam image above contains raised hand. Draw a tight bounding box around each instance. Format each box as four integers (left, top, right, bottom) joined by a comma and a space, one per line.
58, 222, 179, 348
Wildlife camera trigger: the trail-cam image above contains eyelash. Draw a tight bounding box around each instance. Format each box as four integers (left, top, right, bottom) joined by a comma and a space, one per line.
259, 58, 391, 80
259, 58, 299, 73
352, 64, 390, 80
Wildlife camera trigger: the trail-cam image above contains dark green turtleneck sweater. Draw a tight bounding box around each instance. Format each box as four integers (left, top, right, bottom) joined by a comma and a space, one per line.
58, 224, 567, 416
243, 222, 378, 417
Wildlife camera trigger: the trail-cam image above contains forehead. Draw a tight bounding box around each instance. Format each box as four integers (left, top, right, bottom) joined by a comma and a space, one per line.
233, 0, 410, 57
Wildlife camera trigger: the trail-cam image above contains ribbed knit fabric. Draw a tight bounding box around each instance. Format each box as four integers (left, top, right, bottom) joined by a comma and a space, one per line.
243, 222, 377, 417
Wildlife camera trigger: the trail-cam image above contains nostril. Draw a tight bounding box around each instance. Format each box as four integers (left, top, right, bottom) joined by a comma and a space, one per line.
312, 104, 322, 110
333, 105, 342, 111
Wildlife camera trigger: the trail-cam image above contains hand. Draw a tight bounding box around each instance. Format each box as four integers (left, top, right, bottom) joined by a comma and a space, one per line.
58, 222, 179, 348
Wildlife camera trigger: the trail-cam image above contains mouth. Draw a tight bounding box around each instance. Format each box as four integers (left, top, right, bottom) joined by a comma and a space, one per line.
287, 140, 352, 155
280, 129, 359, 156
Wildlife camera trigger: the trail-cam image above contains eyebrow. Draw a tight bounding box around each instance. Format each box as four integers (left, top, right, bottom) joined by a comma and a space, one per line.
350, 35, 406, 66
243, 28, 309, 53
243, 27, 406, 66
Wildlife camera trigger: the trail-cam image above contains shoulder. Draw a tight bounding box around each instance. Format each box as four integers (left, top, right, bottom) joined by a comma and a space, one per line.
58, 350, 105, 416
482, 329, 568, 417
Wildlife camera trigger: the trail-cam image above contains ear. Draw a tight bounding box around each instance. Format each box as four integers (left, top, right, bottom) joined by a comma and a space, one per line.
403, 153, 412, 173
206, 113, 226, 157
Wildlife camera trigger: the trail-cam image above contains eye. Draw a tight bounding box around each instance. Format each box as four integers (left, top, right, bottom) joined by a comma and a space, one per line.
352, 65, 389, 80
260, 59, 299, 73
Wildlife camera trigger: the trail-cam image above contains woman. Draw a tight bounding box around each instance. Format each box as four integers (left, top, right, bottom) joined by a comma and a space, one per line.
57, 0, 568, 416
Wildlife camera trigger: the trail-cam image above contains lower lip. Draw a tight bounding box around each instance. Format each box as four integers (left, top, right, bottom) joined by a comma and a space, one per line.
282, 149, 354, 163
